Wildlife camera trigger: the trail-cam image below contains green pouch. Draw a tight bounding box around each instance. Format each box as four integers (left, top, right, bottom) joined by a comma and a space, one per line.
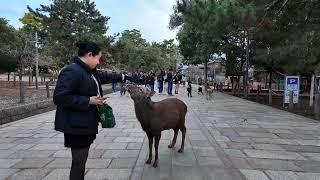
97, 103, 116, 128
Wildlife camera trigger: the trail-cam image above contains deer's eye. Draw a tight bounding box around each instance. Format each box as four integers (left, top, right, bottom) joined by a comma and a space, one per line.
140, 89, 143, 92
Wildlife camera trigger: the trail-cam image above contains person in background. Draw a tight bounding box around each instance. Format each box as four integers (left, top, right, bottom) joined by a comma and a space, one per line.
166, 69, 174, 96
174, 71, 182, 94
187, 81, 192, 97
53, 40, 128, 180
182, 74, 186, 87
111, 70, 117, 92
120, 69, 127, 96
132, 72, 139, 84
150, 71, 155, 91
157, 71, 165, 94
145, 72, 152, 89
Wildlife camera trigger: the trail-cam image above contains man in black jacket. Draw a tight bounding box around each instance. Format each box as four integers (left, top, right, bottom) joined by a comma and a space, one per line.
53, 40, 128, 180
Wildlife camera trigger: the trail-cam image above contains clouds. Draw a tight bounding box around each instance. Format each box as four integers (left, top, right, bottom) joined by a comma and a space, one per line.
0, 0, 177, 42
134, 0, 177, 42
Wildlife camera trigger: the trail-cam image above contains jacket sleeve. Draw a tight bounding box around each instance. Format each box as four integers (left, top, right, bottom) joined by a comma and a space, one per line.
98, 71, 123, 84
53, 67, 90, 111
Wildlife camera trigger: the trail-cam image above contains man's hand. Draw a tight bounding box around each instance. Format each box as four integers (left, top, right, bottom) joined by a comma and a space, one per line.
89, 96, 104, 105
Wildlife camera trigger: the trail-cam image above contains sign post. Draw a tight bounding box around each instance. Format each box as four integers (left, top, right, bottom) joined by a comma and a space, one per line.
284, 76, 300, 104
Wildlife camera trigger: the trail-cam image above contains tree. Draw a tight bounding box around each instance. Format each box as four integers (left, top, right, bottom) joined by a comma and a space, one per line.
111, 29, 180, 72
0, 18, 21, 73
29, 0, 111, 65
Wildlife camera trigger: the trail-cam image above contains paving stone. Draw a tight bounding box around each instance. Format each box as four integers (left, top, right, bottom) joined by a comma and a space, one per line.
240, 169, 270, 180
127, 142, 143, 150
30, 143, 65, 150
193, 147, 217, 157
0, 138, 19, 144
9, 144, 35, 150
53, 150, 72, 158
228, 136, 253, 143
213, 135, 231, 142
224, 149, 246, 158
12, 158, 53, 168
227, 142, 254, 150
295, 160, 320, 172
243, 149, 306, 160
0, 159, 22, 168
0, 169, 20, 179
171, 165, 206, 180
280, 145, 320, 153
0, 143, 17, 150
113, 137, 144, 143
267, 129, 294, 134
0, 149, 18, 158
202, 167, 244, 180
197, 156, 224, 167
131, 166, 144, 180
86, 158, 111, 168
108, 158, 136, 168
252, 138, 298, 145
295, 140, 320, 146
235, 128, 270, 133
7, 169, 51, 180
88, 149, 106, 159
42, 169, 70, 180
9, 150, 55, 158
11, 137, 42, 144
302, 153, 320, 161
253, 144, 285, 151
230, 157, 251, 169
247, 158, 303, 171
238, 132, 278, 138
102, 150, 139, 158
172, 148, 197, 166
265, 170, 302, 180
85, 169, 131, 180
190, 140, 212, 147
95, 142, 128, 150
45, 158, 71, 168
276, 133, 317, 140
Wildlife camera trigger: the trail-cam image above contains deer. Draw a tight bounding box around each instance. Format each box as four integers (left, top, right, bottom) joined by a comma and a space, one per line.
127, 84, 187, 167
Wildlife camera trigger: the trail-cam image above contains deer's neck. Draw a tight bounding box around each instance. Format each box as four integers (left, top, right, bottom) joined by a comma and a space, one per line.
134, 99, 154, 124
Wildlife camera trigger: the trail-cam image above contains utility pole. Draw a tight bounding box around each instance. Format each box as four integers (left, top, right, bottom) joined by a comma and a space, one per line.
244, 31, 250, 99
35, 31, 39, 89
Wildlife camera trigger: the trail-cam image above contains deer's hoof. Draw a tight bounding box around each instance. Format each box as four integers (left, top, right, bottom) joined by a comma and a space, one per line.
153, 161, 158, 168
178, 149, 184, 153
168, 144, 174, 148
146, 159, 152, 164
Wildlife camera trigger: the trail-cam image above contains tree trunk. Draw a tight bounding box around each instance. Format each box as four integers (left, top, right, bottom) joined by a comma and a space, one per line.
7, 72, 10, 81
204, 61, 208, 85
29, 66, 32, 86
237, 76, 240, 96
265, 72, 268, 89
269, 68, 273, 105
13, 72, 16, 87
232, 76, 235, 95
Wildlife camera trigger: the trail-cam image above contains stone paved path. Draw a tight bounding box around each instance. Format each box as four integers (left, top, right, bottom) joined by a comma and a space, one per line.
1, 86, 320, 179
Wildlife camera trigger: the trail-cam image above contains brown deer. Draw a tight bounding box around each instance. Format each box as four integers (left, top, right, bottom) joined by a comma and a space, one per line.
127, 84, 187, 167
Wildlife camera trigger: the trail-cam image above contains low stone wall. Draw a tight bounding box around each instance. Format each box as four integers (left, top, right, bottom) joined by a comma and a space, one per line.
0, 88, 113, 125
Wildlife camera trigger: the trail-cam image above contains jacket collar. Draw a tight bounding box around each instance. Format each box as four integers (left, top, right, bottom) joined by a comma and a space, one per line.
73, 57, 94, 75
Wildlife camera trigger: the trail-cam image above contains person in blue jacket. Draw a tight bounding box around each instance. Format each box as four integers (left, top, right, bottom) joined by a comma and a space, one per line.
53, 40, 128, 180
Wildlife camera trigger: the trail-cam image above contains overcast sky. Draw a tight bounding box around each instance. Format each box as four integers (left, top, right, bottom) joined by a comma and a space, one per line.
0, 0, 178, 42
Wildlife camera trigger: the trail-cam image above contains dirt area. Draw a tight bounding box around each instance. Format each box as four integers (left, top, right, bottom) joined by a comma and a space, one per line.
0, 87, 54, 110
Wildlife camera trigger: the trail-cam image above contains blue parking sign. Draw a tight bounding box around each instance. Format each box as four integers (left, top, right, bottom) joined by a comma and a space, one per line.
284, 76, 300, 104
